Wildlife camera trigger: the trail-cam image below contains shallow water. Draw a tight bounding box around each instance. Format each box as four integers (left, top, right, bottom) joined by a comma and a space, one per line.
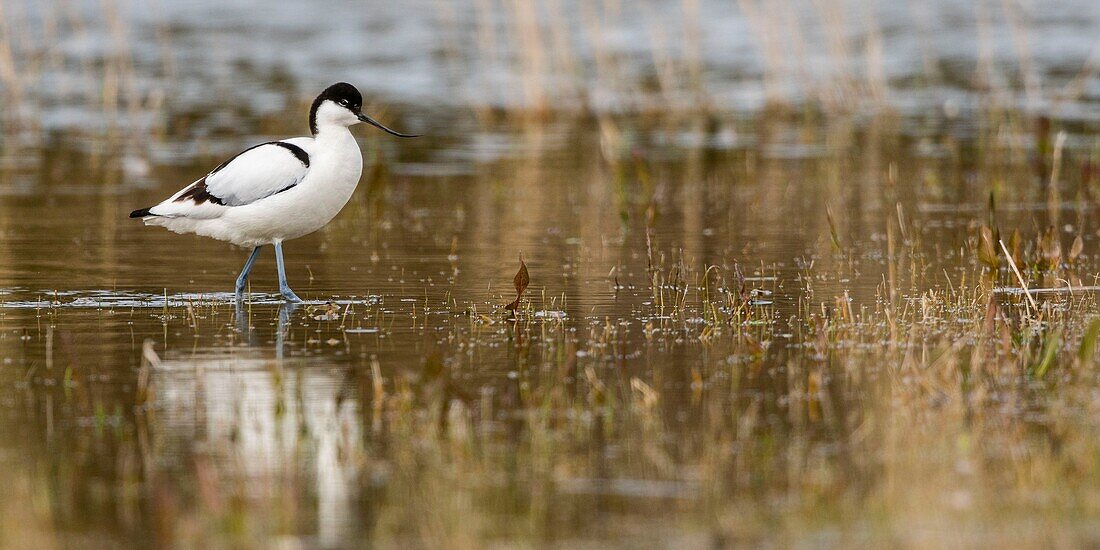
3, 109, 1100, 546
3, 1, 1100, 547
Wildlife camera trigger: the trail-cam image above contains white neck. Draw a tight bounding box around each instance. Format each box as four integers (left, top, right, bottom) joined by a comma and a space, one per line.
305, 122, 363, 212
313, 123, 354, 142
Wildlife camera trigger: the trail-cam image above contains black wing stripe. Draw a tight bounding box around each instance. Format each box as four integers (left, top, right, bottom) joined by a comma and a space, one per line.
173, 141, 310, 206
269, 142, 310, 167
207, 141, 310, 176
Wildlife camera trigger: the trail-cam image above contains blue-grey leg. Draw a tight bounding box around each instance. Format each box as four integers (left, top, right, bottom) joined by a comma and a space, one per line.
274, 242, 303, 302
235, 246, 263, 300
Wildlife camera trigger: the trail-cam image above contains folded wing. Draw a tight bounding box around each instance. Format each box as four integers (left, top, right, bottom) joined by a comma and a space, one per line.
139, 139, 312, 219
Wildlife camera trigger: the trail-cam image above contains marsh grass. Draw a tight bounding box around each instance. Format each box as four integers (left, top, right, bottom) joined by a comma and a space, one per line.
0, 1, 1099, 547
55, 245, 1100, 547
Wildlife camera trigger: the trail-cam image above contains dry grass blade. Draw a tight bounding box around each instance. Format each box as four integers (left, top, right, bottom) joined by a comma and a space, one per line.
978, 225, 998, 269
1069, 235, 1084, 264
137, 339, 160, 406
505, 254, 530, 311
825, 204, 842, 252
1000, 239, 1038, 315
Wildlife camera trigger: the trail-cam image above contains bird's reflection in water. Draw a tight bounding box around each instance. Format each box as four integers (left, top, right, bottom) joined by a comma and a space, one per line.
234, 302, 299, 359
156, 302, 361, 546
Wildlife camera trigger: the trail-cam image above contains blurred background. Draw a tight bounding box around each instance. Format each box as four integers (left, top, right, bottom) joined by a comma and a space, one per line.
2, 1, 1100, 548
1, 0, 1098, 140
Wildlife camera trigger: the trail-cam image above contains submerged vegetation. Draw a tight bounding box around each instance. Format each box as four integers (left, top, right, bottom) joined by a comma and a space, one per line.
0, 0, 1099, 548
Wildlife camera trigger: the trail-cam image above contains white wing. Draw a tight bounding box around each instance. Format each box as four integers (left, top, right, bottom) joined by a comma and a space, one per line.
205, 139, 312, 205
142, 139, 312, 219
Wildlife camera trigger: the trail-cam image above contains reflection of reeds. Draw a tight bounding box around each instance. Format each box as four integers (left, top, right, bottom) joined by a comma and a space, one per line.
468, 0, 717, 121
0, 1, 30, 133
454, 0, 1098, 125
0, 0, 171, 150
0, 0, 1092, 144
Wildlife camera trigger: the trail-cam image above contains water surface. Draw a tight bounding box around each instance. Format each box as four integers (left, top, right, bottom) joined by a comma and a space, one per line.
2, 1, 1100, 547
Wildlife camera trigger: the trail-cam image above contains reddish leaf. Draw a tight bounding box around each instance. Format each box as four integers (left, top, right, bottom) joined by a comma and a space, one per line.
505, 256, 529, 311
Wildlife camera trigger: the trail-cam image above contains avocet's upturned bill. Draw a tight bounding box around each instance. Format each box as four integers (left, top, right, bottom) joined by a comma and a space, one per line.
129, 82, 419, 303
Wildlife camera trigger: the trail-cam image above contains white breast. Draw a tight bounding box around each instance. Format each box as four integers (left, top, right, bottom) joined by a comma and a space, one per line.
209, 130, 364, 246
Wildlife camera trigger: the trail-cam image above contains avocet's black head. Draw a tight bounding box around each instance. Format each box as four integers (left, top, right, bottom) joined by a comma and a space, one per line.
309, 82, 419, 138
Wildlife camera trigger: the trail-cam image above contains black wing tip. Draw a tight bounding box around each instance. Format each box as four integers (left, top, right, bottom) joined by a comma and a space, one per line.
129, 207, 153, 218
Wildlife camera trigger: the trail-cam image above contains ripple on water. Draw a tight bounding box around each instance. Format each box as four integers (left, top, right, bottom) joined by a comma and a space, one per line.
0, 289, 383, 309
